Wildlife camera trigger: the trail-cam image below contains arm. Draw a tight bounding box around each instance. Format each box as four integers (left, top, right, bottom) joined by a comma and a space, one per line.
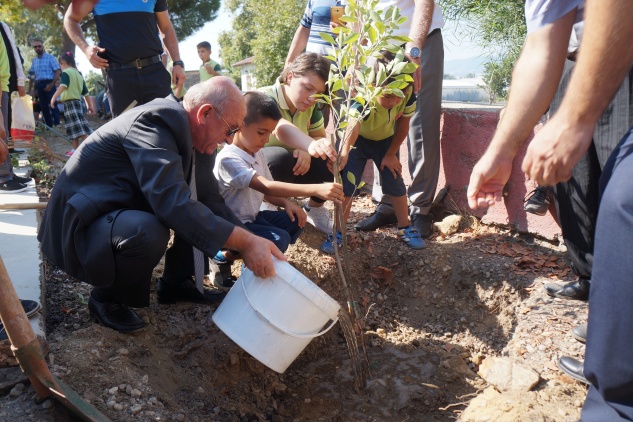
249, 174, 343, 202
264, 196, 308, 227
406, 0, 434, 93
44, 69, 61, 92
222, 226, 286, 278
522, 0, 633, 185
0, 109, 7, 162
466, 10, 575, 209
273, 118, 337, 161
285, 25, 310, 67
156, 11, 185, 90
50, 85, 66, 108
64, 3, 109, 69
380, 116, 410, 179
204, 62, 221, 77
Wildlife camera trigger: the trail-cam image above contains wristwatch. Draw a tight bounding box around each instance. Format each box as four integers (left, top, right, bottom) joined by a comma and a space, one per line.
172, 60, 185, 69
407, 47, 421, 59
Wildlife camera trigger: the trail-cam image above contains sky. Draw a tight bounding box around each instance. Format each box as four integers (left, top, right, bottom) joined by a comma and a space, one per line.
77, 5, 488, 78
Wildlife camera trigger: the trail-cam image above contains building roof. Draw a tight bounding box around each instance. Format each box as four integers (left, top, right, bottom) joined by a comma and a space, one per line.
232, 56, 254, 67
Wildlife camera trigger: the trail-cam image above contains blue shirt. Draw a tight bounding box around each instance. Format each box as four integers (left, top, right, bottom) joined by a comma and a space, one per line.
30, 52, 60, 81
300, 0, 342, 56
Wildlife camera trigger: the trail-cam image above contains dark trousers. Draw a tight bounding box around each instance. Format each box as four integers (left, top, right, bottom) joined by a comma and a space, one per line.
244, 210, 303, 253
36, 80, 60, 127
106, 62, 172, 117
549, 61, 633, 280
582, 127, 633, 420
262, 146, 333, 204
90, 210, 170, 307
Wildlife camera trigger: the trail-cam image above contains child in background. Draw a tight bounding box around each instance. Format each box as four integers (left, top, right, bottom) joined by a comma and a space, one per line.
50, 52, 92, 157
322, 50, 425, 254
197, 41, 222, 82
212, 91, 344, 287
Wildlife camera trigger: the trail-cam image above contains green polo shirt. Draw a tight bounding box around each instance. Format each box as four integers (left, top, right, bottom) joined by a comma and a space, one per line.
0, 39, 9, 93
258, 78, 324, 150
59, 67, 88, 101
199, 59, 221, 82
357, 88, 416, 141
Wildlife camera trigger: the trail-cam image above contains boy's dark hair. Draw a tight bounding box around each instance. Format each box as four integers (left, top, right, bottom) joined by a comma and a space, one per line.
375, 50, 412, 87
243, 91, 282, 125
197, 41, 211, 50
280, 52, 330, 85
59, 51, 77, 68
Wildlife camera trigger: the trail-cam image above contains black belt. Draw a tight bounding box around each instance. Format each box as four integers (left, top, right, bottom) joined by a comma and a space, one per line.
108, 55, 162, 70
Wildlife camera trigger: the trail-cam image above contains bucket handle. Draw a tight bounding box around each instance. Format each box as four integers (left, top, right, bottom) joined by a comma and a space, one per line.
241, 278, 339, 339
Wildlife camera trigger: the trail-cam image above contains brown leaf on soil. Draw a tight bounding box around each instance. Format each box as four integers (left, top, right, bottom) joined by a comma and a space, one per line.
60, 306, 73, 314
361, 295, 370, 308
369, 266, 393, 287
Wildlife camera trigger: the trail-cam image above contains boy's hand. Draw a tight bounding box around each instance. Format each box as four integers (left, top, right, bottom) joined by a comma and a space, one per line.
308, 138, 337, 162
380, 154, 402, 179
285, 202, 307, 227
316, 182, 344, 203
293, 149, 311, 175
50, 98, 56, 109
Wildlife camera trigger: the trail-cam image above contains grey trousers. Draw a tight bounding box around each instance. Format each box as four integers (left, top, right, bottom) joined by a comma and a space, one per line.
0, 91, 15, 183
373, 30, 444, 216
549, 60, 633, 280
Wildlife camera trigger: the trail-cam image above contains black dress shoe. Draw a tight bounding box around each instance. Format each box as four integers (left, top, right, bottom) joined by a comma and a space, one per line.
557, 357, 589, 384
411, 213, 434, 238
571, 323, 587, 343
88, 295, 145, 333
544, 279, 590, 301
156, 277, 226, 305
354, 211, 397, 231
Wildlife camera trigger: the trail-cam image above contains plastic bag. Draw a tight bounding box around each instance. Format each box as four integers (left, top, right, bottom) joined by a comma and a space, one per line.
10, 92, 35, 142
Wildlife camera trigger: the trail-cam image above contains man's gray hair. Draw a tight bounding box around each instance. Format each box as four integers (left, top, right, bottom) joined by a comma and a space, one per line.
183, 78, 234, 113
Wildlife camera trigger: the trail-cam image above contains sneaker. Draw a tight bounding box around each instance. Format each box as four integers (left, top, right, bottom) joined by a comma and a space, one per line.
320, 232, 343, 254
12, 175, 34, 186
0, 179, 28, 193
1, 300, 41, 341
305, 204, 333, 234
213, 250, 229, 265
65, 150, 75, 157
524, 186, 553, 216
354, 210, 397, 231
397, 226, 426, 249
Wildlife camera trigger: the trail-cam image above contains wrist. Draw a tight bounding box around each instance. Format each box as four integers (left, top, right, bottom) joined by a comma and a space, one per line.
172, 60, 185, 69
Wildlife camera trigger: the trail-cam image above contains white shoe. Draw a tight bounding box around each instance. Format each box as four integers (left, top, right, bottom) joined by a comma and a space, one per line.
305, 204, 333, 233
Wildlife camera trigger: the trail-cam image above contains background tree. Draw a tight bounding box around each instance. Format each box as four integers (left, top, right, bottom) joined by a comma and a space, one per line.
83, 70, 105, 95
219, 0, 304, 87
439, 0, 525, 101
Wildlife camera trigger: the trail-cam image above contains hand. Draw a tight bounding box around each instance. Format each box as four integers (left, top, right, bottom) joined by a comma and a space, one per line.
204, 62, 214, 74
467, 149, 514, 210
315, 182, 344, 204
44, 83, 53, 92
521, 113, 594, 185
284, 202, 307, 227
172, 65, 186, 91
239, 235, 287, 278
50, 98, 56, 109
18, 86, 26, 97
0, 139, 7, 163
83, 45, 108, 69
380, 153, 402, 179
330, 150, 349, 173
88, 107, 95, 115
329, 21, 344, 31
308, 137, 337, 162
292, 149, 311, 176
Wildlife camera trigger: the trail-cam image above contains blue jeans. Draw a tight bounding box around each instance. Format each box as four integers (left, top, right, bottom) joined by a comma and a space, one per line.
244, 210, 303, 253
36, 80, 60, 127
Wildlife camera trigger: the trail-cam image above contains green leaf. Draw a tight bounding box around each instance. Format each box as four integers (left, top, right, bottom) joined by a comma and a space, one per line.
388, 35, 412, 43
340, 15, 358, 23
332, 79, 343, 92
403, 63, 418, 74
320, 32, 336, 45
353, 95, 366, 106
368, 26, 377, 45
358, 181, 366, 189
343, 32, 360, 45
391, 61, 407, 74
346, 171, 357, 186
375, 21, 386, 34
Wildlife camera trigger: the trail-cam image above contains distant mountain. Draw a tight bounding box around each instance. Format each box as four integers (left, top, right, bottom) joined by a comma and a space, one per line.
443, 56, 487, 78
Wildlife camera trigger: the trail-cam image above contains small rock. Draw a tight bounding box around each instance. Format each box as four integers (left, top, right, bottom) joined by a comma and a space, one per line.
113, 403, 123, 411
197, 386, 204, 394
130, 404, 143, 415
175, 414, 186, 422
304, 398, 311, 403
41, 399, 54, 410
142, 375, 149, 384
107, 400, 116, 409
478, 357, 540, 392
9, 383, 25, 397
126, 385, 133, 395
434, 215, 462, 236
230, 353, 239, 366
131, 389, 141, 398
119, 384, 127, 391
117, 348, 129, 356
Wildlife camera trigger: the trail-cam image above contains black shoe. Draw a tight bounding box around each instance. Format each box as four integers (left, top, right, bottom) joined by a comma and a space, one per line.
0, 299, 41, 341
8, 148, 24, 154
524, 186, 554, 216
12, 175, 34, 186
354, 210, 397, 231
0, 179, 28, 193
557, 357, 589, 384
411, 213, 434, 238
544, 279, 590, 301
156, 277, 226, 305
212, 263, 236, 290
88, 295, 145, 333
571, 323, 587, 343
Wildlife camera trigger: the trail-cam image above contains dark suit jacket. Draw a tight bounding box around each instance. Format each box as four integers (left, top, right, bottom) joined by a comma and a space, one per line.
38, 95, 242, 286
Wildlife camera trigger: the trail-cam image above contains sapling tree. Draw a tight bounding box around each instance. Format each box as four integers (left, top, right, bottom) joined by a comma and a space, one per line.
315, 0, 417, 389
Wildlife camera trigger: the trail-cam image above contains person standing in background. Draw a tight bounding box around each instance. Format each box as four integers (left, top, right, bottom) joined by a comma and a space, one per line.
28, 39, 61, 127
197, 41, 222, 82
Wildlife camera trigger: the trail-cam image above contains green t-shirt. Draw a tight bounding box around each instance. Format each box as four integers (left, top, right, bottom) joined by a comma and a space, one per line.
199, 59, 221, 82
0, 39, 9, 93
356, 87, 417, 141
59, 67, 88, 101
258, 78, 324, 150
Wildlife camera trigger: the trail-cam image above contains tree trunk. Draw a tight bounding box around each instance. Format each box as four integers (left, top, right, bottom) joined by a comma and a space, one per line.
61, 30, 75, 56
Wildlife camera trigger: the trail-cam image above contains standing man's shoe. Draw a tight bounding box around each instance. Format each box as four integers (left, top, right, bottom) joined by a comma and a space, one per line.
354, 211, 397, 231
571, 323, 587, 343
544, 279, 590, 301
557, 357, 589, 384
88, 294, 145, 333
411, 213, 434, 238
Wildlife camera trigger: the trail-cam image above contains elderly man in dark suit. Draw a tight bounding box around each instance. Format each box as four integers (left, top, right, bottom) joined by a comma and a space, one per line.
38, 77, 285, 333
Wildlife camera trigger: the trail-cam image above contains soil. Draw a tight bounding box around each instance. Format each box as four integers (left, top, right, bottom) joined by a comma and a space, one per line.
0, 118, 589, 421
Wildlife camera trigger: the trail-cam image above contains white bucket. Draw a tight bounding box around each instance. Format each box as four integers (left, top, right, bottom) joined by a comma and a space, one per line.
212, 258, 340, 373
